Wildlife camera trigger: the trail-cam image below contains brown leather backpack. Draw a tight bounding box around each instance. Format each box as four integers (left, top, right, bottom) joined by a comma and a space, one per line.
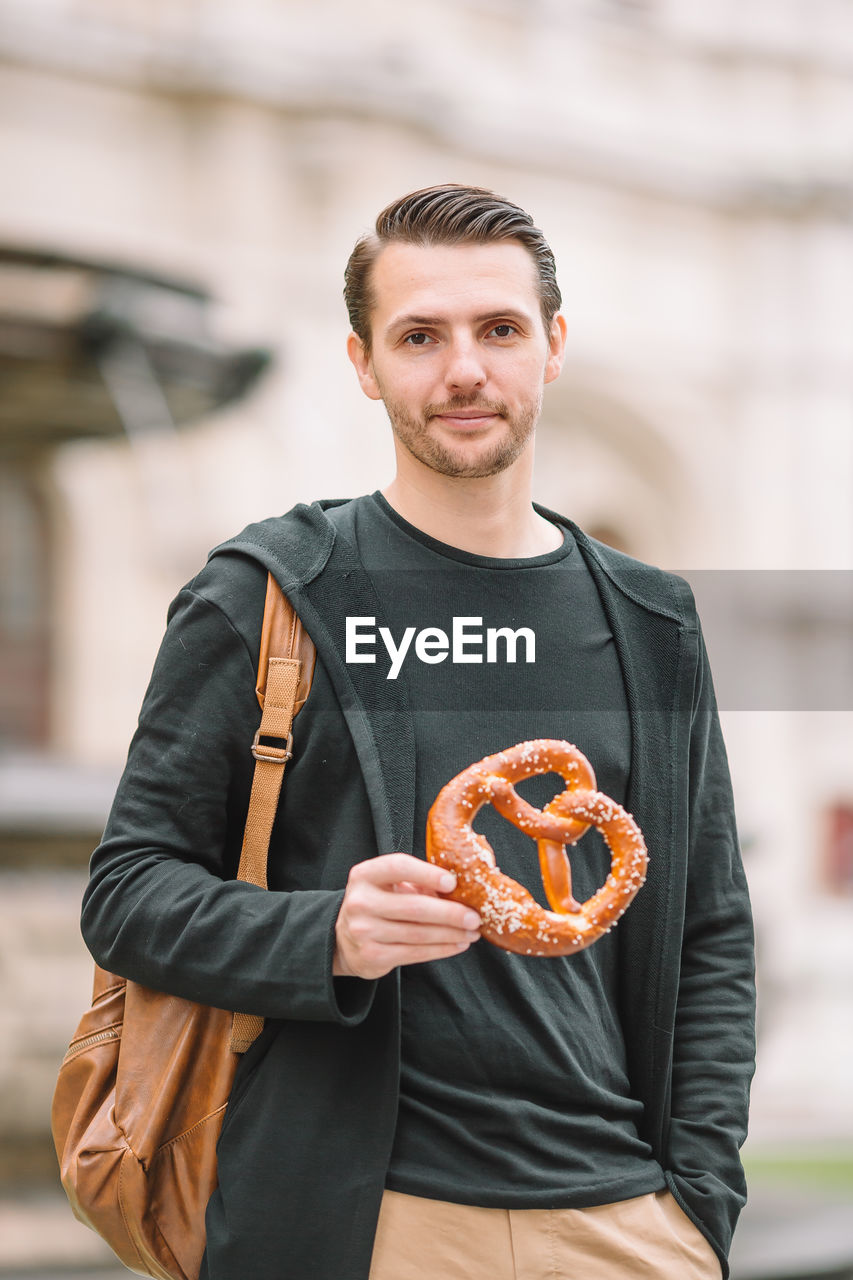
51, 574, 316, 1280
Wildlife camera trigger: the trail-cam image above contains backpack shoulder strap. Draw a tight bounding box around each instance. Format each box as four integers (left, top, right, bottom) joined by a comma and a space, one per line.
231, 573, 316, 1054
254, 571, 316, 714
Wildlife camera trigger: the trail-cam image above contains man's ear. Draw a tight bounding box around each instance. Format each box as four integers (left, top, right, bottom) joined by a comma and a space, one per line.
347, 332, 382, 401
544, 313, 567, 385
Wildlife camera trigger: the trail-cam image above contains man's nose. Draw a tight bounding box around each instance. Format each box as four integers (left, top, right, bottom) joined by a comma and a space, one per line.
443, 337, 486, 394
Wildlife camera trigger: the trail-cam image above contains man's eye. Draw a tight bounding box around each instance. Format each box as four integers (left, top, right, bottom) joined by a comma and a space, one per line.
489, 324, 517, 339
404, 332, 434, 346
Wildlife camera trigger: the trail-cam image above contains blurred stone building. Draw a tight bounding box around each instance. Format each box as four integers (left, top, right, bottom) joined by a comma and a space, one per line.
1, 0, 852, 1197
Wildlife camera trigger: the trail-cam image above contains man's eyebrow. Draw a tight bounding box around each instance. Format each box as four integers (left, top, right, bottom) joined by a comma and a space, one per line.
386, 315, 441, 334
385, 309, 533, 336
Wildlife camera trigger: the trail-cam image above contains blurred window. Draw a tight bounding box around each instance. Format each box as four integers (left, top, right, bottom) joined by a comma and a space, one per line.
823, 803, 853, 896
0, 467, 51, 748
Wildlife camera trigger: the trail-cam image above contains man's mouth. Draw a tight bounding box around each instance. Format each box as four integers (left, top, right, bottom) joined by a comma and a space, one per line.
429, 404, 504, 429
436, 412, 494, 424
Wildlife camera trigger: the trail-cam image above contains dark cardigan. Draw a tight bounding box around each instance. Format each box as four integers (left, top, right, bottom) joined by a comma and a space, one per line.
81, 499, 755, 1280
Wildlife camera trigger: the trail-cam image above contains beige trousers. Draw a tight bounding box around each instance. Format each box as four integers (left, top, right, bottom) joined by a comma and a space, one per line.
368, 1188, 721, 1280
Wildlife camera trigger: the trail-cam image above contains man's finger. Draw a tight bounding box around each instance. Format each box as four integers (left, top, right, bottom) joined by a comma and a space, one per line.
350, 852, 457, 894
368, 887, 480, 931
370, 923, 482, 947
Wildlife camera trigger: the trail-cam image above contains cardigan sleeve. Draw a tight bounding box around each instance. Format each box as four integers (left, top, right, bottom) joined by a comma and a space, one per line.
80, 565, 376, 1028
664, 624, 756, 1273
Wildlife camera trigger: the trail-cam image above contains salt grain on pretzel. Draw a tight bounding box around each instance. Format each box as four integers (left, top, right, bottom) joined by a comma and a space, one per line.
426, 739, 648, 957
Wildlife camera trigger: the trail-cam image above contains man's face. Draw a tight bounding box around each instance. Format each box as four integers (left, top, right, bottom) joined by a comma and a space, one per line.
347, 240, 566, 480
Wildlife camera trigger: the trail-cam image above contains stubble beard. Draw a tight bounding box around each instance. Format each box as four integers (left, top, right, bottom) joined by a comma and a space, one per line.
382, 393, 542, 480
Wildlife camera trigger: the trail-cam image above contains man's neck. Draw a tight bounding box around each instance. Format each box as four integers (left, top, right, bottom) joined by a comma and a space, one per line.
381, 471, 563, 559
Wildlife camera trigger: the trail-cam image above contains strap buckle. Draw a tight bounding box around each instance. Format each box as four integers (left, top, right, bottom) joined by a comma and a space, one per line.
252, 730, 293, 763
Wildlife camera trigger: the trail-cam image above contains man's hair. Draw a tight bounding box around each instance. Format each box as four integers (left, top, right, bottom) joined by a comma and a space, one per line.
344, 183, 561, 354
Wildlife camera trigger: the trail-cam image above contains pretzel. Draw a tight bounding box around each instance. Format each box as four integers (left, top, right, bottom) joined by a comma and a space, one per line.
426, 740, 648, 957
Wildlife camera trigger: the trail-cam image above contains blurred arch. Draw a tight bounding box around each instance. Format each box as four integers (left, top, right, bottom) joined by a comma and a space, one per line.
535, 372, 700, 566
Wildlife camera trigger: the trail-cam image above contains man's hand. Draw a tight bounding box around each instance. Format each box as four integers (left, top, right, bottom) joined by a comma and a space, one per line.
333, 853, 481, 979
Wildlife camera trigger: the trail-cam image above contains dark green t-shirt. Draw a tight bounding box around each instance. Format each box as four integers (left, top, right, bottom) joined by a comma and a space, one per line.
327, 493, 663, 1208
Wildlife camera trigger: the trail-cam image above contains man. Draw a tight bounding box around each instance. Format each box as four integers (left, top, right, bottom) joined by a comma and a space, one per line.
81, 184, 755, 1279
